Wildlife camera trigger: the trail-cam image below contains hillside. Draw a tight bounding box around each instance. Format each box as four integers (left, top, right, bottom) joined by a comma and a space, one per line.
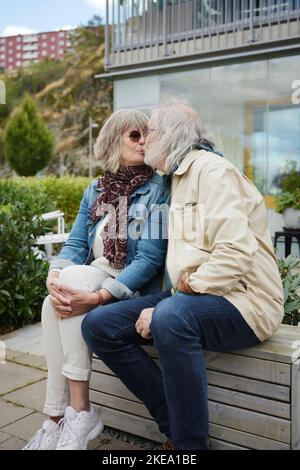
0, 23, 113, 177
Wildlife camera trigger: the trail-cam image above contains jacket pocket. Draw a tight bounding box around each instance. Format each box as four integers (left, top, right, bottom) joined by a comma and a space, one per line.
170, 202, 204, 247
127, 204, 147, 241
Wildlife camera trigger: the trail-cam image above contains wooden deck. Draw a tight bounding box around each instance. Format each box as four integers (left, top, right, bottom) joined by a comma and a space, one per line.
91, 324, 300, 450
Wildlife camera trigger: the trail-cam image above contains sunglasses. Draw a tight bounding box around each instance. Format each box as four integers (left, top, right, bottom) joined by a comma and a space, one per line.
128, 128, 155, 142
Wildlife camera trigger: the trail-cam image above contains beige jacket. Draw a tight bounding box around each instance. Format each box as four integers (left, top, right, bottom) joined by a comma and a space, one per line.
166, 149, 284, 342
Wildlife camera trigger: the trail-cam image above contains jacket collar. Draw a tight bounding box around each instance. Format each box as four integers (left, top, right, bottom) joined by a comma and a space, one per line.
173, 150, 206, 176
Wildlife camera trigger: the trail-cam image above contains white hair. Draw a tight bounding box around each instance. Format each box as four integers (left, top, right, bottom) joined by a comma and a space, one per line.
145, 101, 215, 174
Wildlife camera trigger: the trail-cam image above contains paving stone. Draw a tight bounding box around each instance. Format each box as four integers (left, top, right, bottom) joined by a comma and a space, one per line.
0, 436, 26, 450
14, 354, 46, 368
15, 324, 42, 339
2, 336, 37, 353
4, 380, 47, 414
23, 342, 45, 356
0, 362, 46, 396
0, 331, 20, 342
1, 411, 45, 442
0, 431, 11, 444
38, 363, 48, 372
4, 350, 25, 362
0, 399, 33, 428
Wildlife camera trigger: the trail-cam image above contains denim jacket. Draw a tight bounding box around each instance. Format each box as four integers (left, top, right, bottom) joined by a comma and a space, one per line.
49, 172, 169, 299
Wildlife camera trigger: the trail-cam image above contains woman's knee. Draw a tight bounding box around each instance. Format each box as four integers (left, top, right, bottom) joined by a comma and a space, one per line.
58, 265, 86, 290
41, 295, 55, 321
58, 265, 110, 292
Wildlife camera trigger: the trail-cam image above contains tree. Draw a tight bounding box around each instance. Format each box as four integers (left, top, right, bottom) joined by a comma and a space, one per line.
4, 94, 54, 176
87, 15, 103, 27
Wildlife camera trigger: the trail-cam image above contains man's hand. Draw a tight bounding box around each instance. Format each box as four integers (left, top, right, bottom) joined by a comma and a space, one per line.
49, 283, 100, 320
135, 308, 154, 339
177, 272, 194, 294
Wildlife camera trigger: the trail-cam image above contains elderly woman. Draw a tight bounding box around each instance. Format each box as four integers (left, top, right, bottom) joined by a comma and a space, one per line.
24, 109, 168, 450
82, 102, 284, 450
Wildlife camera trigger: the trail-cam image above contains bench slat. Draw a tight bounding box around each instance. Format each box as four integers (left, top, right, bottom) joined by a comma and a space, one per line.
90, 373, 140, 403
207, 370, 290, 403
98, 406, 165, 443
209, 423, 290, 450
91, 370, 290, 420
204, 351, 290, 385
92, 358, 290, 403
90, 390, 152, 419
209, 401, 290, 443
208, 385, 290, 419
210, 438, 249, 450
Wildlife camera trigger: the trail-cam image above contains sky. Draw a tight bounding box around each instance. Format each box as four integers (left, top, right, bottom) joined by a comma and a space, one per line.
0, 0, 106, 36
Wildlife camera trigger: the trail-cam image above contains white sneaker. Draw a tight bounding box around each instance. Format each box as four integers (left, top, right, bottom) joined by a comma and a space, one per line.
23, 419, 62, 450
56, 405, 104, 450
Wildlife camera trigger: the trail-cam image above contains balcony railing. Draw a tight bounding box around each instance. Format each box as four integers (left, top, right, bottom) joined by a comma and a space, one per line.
23, 35, 38, 43
105, 0, 300, 69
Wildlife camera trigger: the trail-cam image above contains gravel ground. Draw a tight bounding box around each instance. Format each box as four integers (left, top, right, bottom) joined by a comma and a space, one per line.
102, 426, 162, 450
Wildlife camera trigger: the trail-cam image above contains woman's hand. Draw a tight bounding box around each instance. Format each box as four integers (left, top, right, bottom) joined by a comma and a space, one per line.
49, 283, 100, 320
135, 308, 154, 339
46, 271, 61, 295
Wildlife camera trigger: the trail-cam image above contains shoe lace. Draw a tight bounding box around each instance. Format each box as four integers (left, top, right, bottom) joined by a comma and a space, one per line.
58, 415, 82, 447
24, 429, 45, 450
24, 424, 57, 450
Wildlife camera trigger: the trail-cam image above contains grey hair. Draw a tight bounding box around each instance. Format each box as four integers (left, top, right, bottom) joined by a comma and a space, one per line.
94, 109, 148, 173
145, 101, 215, 174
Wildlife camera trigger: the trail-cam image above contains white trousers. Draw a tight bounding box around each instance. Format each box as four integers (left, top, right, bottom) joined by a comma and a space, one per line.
42, 265, 111, 417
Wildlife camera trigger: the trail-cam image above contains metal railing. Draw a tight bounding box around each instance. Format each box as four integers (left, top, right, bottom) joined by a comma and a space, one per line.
105, 0, 300, 69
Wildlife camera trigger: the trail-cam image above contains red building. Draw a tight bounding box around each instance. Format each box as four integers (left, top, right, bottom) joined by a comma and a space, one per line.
0, 29, 74, 71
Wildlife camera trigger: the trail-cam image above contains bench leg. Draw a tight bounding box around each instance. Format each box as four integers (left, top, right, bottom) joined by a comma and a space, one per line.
285, 236, 292, 258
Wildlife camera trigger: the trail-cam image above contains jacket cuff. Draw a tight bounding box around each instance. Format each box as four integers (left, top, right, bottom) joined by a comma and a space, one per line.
102, 277, 139, 300
48, 258, 75, 273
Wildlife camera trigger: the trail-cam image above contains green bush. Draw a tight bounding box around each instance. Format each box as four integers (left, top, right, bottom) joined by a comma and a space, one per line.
0, 199, 49, 329
0, 176, 92, 226
277, 256, 300, 326
274, 161, 300, 214
273, 160, 300, 193
274, 190, 300, 214
4, 94, 55, 176
0, 176, 93, 329
40, 176, 92, 225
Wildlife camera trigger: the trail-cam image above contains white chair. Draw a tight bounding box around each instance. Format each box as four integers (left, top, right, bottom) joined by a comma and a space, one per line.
35, 210, 70, 259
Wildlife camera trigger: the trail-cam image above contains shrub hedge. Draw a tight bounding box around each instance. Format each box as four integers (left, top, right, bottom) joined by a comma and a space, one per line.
0, 176, 93, 329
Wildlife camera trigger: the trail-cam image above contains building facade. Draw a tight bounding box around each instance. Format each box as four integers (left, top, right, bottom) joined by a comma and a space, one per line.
0, 29, 74, 71
101, 0, 300, 240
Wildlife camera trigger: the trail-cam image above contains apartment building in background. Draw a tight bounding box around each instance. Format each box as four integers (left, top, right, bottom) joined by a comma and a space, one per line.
100, 0, 300, 240
0, 29, 74, 71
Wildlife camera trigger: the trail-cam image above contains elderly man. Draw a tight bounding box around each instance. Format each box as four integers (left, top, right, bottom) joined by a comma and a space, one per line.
81, 102, 284, 450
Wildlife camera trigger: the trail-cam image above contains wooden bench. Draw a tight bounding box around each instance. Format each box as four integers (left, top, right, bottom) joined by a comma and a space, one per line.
90, 324, 300, 450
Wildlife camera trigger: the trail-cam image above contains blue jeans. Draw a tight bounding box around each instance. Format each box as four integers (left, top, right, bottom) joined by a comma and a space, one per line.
81, 291, 260, 450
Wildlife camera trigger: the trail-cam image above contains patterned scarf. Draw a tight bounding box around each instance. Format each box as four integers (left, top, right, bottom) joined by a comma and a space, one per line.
90, 165, 154, 269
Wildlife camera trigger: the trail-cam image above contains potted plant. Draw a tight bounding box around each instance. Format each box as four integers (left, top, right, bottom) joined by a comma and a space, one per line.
274, 161, 300, 229
277, 255, 300, 326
